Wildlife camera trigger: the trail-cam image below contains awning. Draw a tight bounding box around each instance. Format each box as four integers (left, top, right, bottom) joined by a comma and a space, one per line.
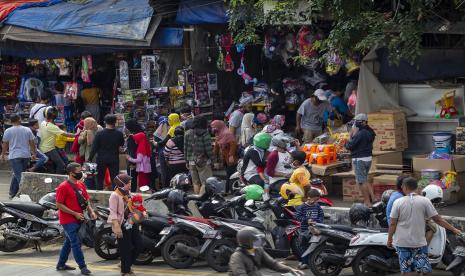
176, 0, 228, 25
4, 0, 154, 40
0, 0, 62, 22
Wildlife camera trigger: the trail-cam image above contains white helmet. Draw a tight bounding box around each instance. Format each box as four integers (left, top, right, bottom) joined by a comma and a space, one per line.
422, 184, 443, 204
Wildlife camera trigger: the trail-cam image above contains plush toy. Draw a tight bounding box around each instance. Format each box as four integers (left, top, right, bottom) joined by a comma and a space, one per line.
348, 90, 357, 110
236, 44, 257, 85
297, 26, 318, 58
264, 30, 279, 59
221, 33, 234, 72
280, 33, 297, 67
324, 52, 343, 76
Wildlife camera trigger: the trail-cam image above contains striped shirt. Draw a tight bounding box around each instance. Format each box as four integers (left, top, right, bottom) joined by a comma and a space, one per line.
164, 139, 185, 165
295, 202, 324, 231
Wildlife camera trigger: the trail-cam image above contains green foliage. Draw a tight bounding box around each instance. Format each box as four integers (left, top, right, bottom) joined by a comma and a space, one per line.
227, 0, 465, 65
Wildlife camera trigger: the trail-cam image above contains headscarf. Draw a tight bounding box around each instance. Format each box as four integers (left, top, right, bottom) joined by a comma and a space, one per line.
125, 119, 144, 134
264, 115, 285, 133
154, 116, 169, 140
114, 173, 132, 196
240, 113, 255, 146
167, 113, 181, 137
211, 120, 236, 146
83, 117, 98, 145
133, 132, 151, 157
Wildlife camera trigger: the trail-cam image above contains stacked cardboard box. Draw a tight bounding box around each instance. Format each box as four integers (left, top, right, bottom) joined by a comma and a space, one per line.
372, 174, 398, 200
337, 172, 374, 202
456, 127, 465, 155
368, 111, 408, 151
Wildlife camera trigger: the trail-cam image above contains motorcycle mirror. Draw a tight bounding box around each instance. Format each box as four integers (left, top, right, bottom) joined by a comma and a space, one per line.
245, 199, 254, 207
44, 178, 53, 184
139, 186, 150, 192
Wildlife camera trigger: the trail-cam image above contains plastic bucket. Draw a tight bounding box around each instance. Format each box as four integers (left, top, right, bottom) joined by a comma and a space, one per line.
432, 132, 452, 154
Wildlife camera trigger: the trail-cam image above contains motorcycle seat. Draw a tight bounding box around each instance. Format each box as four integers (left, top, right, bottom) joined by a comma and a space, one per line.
329, 225, 357, 234
219, 218, 265, 231
141, 216, 170, 231
4, 201, 46, 217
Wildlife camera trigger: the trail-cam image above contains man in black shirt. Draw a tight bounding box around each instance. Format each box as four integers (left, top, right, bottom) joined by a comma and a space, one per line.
89, 114, 124, 190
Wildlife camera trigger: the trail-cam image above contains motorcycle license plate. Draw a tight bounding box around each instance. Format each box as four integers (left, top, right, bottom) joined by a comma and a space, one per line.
159, 227, 172, 235
310, 235, 321, 242
454, 246, 465, 257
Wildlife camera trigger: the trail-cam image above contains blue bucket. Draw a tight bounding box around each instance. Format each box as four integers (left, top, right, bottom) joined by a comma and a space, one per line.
432, 132, 452, 154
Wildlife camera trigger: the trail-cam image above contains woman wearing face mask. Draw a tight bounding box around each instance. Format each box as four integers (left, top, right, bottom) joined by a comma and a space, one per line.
108, 174, 143, 276
345, 113, 376, 207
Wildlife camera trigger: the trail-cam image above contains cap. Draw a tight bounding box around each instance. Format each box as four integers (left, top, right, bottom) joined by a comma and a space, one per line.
354, 113, 368, 121
114, 174, 132, 188
313, 89, 328, 101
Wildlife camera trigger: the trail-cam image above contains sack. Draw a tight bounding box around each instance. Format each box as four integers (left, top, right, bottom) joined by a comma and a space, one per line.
67, 181, 88, 210
79, 219, 96, 248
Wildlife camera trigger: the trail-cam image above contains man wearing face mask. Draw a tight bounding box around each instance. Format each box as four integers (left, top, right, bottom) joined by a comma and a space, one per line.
56, 163, 97, 275
345, 113, 376, 207
229, 227, 304, 276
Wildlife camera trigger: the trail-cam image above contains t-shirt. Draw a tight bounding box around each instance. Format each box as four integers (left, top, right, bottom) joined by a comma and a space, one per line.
390, 194, 438, 248
229, 109, 244, 139
295, 202, 324, 231
89, 128, 124, 162
288, 166, 311, 206
297, 99, 331, 131
330, 96, 349, 114
2, 125, 34, 159
56, 180, 89, 225
29, 103, 47, 125
39, 122, 64, 153
81, 88, 101, 105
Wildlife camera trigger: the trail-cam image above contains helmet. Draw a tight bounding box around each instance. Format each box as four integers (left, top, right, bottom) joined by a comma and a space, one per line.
38, 192, 57, 210
236, 226, 266, 249
166, 189, 186, 213
83, 162, 98, 175
44, 106, 58, 120
271, 136, 287, 149
349, 203, 371, 226
170, 173, 191, 191
205, 177, 225, 195
253, 132, 272, 149
279, 183, 304, 200
422, 184, 443, 204
381, 189, 395, 205
242, 184, 264, 200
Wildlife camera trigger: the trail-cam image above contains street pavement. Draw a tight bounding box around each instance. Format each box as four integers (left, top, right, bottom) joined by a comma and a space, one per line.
0, 170, 455, 275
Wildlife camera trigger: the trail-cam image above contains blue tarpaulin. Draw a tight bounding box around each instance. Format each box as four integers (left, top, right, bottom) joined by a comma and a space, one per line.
153, 28, 184, 48
176, 0, 228, 25
5, 0, 154, 40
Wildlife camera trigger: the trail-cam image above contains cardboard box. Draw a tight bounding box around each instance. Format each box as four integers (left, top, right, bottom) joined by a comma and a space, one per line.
372, 174, 398, 200
457, 127, 465, 141
336, 171, 374, 202
456, 141, 465, 155
371, 151, 403, 172
369, 110, 408, 151
412, 155, 465, 173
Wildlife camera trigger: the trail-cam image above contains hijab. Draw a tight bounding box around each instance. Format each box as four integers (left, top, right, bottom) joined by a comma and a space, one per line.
264, 115, 285, 134
211, 120, 236, 146
133, 132, 151, 157
171, 126, 185, 150
83, 117, 98, 145
240, 113, 255, 146
154, 116, 169, 140
167, 113, 181, 137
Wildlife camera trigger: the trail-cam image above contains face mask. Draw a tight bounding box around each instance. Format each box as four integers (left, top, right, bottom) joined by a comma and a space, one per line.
73, 172, 83, 180
355, 121, 363, 128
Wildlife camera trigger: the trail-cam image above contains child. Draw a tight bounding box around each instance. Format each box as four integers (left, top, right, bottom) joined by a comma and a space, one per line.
28, 119, 49, 172
287, 151, 311, 207
294, 188, 324, 269
124, 194, 147, 230
55, 124, 75, 164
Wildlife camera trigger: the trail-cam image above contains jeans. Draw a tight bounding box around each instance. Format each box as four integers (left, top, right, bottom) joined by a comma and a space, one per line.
9, 158, 29, 197
33, 150, 48, 170
57, 223, 86, 269
45, 149, 66, 174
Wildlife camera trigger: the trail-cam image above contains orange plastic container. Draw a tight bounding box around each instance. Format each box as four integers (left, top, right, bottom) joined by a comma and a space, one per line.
316, 153, 329, 165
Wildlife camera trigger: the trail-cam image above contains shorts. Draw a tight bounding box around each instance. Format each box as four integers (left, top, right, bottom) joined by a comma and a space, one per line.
302, 129, 322, 143
396, 246, 432, 274
189, 164, 212, 188
352, 160, 371, 184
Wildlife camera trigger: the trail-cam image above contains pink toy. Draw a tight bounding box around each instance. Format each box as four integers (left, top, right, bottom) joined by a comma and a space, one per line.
236, 44, 257, 85
348, 90, 357, 109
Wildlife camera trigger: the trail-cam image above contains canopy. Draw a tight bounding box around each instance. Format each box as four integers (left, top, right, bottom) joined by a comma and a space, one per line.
5, 0, 154, 40
176, 0, 228, 25
0, 0, 62, 22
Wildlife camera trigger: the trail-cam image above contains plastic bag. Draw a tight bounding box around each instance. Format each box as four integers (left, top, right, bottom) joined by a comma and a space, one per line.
79, 219, 96, 248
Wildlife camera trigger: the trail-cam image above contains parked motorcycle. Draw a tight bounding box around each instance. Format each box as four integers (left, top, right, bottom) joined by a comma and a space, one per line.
0, 191, 62, 252
446, 233, 465, 276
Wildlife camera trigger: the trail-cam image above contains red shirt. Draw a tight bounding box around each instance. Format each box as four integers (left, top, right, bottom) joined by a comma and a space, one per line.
56, 180, 89, 225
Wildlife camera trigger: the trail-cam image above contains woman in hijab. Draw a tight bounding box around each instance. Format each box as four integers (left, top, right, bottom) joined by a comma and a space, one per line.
125, 119, 144, 192
167, 113, 181, 138
78, 117, 101, 162
72, 111, 93, 164
108, 174, 143, 276
126, 131, 152, 191
164, 126, 187, 181
240, 113, 255, 148
153, 116, 169, 188
262, 115, 286, 137
211, 120, 238, 194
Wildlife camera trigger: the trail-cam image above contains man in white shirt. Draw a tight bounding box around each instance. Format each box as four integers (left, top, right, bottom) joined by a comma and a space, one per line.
29, 93, 49, 125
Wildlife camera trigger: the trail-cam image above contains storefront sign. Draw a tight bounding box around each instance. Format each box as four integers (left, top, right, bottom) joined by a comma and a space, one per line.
263, 0, 314, 25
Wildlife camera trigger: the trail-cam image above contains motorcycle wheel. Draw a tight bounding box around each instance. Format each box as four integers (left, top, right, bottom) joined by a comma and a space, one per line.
309, 244, 343, 276
94, 227, 119, 260
0, 217, 27, 252
161, 234, 198, 269
206, 239, 236, 272
230, 178, 243, 195
134, 248, 154, 265
352, 248, 386, 276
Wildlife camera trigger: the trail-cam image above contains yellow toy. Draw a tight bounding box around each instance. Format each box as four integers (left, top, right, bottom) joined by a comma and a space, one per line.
442, 171, 457, 189
435, 90, 459, 119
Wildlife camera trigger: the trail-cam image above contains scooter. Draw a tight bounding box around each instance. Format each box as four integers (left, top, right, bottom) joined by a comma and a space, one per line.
446, 233, 465, 276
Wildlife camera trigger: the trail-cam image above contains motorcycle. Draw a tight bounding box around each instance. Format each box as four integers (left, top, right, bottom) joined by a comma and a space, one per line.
446, 233, 465, 276
0, 190, 62, 252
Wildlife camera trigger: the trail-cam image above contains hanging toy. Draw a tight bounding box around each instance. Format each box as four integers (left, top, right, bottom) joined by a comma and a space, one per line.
81, 55, 93, 83
324, 52, 343, 76
264, 30, 279, 59
297, 26, 318, 59
348, 89, 357, 111
442, 171, 457, 189
215, 34, 224, 71
345, 57, 360, 74
280, 33, 297, 67
222, 33, 234, 72
236, 44, 257, 85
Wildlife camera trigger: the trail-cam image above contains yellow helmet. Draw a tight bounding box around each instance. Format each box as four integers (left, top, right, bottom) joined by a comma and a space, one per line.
280, 183, 304, 200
